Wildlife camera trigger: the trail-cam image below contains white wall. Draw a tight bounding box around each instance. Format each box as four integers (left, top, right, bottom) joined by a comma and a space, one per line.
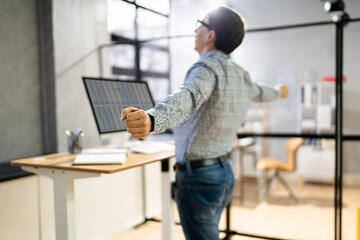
230, 0, 360, 175
170, 0, 227, 91
0, 176, 40, 240
53, 0, 108, 152
170, 0, 360, 175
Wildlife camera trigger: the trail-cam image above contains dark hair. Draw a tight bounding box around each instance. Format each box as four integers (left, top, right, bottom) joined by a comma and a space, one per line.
208, 7, 245, 54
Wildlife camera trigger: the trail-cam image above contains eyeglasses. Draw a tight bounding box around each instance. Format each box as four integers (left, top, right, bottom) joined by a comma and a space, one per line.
195, 20, 214, 31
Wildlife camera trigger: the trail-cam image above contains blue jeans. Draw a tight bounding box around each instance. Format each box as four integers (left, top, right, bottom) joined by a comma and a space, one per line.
174, 159, 235, 240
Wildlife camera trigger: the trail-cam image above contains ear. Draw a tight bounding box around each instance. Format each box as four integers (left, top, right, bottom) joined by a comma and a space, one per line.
206, 30, 217, 43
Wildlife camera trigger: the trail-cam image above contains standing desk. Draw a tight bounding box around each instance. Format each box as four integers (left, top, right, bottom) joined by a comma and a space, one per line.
11, 147, 175, 240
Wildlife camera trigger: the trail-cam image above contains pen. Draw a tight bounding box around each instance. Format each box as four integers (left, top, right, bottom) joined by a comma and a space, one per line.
76, 128, 83, 136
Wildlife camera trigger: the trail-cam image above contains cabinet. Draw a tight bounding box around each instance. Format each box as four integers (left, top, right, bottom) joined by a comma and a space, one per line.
297, 82, 335, 133
297, 82, 336, 183
297, 145, 335, 183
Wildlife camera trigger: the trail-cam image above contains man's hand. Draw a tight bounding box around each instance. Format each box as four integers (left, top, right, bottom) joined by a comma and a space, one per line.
121, 107, 152, 139
277, 84, 289, 99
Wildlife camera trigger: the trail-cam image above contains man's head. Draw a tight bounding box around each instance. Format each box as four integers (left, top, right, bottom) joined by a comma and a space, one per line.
194, 7, 245, 55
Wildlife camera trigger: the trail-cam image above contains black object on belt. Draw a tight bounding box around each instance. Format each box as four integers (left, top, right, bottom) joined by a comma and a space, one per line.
174, 155, 229, 171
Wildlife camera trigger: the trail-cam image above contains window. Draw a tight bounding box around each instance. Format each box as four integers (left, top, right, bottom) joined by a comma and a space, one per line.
104, 0, 171, 103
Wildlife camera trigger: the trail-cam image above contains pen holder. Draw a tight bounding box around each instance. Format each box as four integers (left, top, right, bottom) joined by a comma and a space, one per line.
66, 130, 84, 154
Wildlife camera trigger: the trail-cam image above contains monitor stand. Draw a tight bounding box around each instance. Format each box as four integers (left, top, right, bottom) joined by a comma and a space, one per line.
100, 132, 131, 148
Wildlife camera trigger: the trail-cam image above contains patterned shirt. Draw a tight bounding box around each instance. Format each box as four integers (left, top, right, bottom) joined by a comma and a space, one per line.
146, 50, 282, 162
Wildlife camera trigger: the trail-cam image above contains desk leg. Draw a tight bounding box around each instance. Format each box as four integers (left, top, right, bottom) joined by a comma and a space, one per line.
21, 167, 100, 240
53, 179, 76, 240
161, 159, 175, 240
239, 149, 245, 204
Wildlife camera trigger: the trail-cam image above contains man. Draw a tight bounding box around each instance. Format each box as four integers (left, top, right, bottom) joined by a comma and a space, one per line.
121, 6, 289, 240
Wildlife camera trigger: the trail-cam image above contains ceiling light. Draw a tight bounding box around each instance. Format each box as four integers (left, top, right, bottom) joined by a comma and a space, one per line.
324, 0, 345, 12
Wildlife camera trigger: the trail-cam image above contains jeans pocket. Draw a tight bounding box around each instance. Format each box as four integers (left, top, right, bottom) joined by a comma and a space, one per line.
189, 183, 227, 223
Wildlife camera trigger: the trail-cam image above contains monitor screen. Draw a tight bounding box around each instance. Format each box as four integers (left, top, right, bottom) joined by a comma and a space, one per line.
83, 77, 154, 134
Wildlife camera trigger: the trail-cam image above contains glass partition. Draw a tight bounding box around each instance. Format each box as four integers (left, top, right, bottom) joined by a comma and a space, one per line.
136, 0, 170, 15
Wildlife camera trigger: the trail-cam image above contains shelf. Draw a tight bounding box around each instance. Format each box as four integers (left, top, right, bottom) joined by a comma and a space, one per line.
298, 82, 335, 133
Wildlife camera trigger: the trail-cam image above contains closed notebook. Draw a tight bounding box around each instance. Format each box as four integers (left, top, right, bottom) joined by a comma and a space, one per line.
73, 149, 128, 165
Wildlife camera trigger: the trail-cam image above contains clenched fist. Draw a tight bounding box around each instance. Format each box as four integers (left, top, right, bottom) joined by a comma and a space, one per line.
121, 107, 152, 139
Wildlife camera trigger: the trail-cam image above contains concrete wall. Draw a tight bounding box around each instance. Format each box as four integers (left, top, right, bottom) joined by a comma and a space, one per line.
0, 0, 42, 163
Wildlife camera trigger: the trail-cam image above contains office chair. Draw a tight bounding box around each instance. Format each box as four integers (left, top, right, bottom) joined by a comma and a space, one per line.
256, 137, 304, 201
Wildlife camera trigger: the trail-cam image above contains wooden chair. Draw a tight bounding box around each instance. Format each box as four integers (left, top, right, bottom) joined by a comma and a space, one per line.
256, 137, 304, 201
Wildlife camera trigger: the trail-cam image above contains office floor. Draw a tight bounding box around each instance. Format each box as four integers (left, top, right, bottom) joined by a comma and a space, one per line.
111, 177, 360, 240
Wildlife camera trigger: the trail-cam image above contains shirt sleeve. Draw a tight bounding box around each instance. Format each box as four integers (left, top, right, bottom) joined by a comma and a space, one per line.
247, 72, 282, 102
146, 63, 216, 133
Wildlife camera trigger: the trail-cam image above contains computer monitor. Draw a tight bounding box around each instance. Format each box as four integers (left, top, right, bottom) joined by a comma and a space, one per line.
82, 76, 155, 139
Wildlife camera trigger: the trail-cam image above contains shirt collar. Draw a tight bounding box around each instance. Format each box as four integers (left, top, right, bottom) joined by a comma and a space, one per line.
198, 50, 228, 61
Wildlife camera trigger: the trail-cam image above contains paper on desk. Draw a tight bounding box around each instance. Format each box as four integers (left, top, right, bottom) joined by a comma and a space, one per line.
81, 149, 128, 155
73, 148, 128, 165
130, 142, 175, 154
